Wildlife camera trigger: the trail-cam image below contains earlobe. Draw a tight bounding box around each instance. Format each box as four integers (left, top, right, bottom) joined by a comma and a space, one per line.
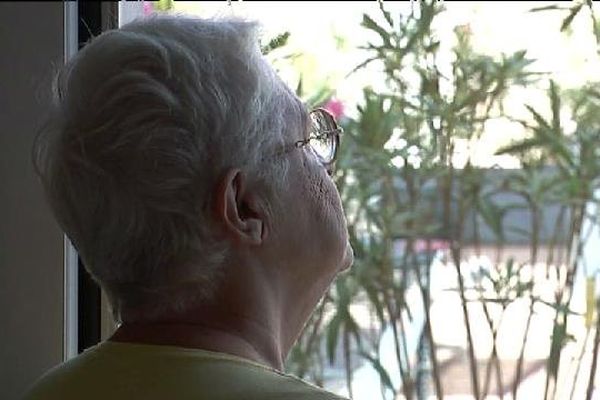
246, 219, 264, 244
213, 168, 266, 246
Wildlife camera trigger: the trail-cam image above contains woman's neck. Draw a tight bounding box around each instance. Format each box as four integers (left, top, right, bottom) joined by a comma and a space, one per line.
109, 263, 287, 371
109, 319, 284, 370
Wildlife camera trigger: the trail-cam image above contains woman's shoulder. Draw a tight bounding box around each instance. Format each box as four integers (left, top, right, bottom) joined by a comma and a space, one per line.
22, 340, 348, 400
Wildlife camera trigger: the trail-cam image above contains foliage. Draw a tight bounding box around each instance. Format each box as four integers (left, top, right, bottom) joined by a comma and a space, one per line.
286, 1, 600, 400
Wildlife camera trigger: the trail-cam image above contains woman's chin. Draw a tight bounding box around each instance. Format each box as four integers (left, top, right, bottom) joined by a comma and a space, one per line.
338, 241, 354, 273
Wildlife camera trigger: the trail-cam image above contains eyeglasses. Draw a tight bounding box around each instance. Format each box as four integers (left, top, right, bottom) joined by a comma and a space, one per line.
294, 108, 343, 170
261, 107, 343, 174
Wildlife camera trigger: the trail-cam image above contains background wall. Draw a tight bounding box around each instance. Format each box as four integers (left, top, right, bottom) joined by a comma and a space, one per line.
0, 3, 65, 399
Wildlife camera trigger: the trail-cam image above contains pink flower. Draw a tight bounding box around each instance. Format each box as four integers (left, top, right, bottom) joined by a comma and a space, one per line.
143, 1, 154, 16
323, 98, 345, 120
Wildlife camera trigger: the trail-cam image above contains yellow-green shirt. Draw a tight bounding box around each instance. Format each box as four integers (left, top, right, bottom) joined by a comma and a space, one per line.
23, 341, 346, 400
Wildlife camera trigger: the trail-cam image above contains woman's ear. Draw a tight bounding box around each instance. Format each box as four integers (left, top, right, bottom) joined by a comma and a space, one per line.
213, 169, 266, 246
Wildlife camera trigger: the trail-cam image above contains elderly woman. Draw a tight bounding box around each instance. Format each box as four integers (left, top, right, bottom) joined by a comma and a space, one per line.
25, 14, 353, 400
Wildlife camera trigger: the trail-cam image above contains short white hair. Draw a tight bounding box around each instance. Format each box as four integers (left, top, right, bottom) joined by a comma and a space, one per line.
32, 15, 308, 322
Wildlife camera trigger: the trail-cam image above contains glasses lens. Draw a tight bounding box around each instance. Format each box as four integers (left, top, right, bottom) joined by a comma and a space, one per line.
309, 109, 338, 163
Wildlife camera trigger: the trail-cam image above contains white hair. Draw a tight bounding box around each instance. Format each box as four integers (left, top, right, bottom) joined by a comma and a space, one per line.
32, 15, 308, 322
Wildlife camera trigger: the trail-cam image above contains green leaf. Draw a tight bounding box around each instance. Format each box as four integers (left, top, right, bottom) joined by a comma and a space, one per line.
378, 1, 394, 28
362, 14, 392, 48
529, 5, 569, 13
261, 31, 291, 55
364, 284, 386, 326
154, 0, 174, 12
536, 299, 584, 316
336, 277, 352, 308
494, 137, 545, 156
547, 321, 567, 380
478, 197, 504, 240
515, 280, 534, 296
525, 104, 551, 131
560, 3, 584, 32
346, 314, 363, 348
360, 351, 396, 391
326, 313, 342, 365
549, 80, 561, 134
347, 56, 380, 77
295, 77, 303, 97
523, 103, 575, 169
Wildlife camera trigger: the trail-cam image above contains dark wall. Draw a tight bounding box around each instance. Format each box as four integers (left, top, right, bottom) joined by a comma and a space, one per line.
0, 3, 65, 399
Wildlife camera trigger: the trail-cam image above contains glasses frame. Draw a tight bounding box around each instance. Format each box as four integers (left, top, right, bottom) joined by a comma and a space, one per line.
259, 107, 343, 174
293, 107, 343, 170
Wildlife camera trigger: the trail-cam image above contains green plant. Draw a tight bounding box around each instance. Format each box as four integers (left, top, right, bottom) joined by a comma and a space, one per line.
285, 2, 600, 400
495, 79, 600, 400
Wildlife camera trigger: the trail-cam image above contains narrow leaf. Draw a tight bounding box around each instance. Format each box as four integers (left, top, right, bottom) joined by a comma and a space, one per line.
362, 14, 392, 48
261, 31, 291, 55
378, 1, 394, 28
560, 3, 583, 32
494, 137, 545, 156
360, 351, 395, 391
326, 314, 342, 365
549, 80, 561, 134
529, 5, 569, 13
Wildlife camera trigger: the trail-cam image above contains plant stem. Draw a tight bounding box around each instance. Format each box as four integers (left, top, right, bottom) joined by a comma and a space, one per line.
513, 298, 534, 399
383, 285, 413, 399
381, 171, 414, 399
343, 326, 354, 399
513, 201, 539, 399
482, 303, 506, 399
585, 301, 600, 400
414, 247, 444, 400
546, 205, 566, 279
544, 204, 586, 400
569, 325, 593, 400
453, 174, 481, 400
451, 243, 481, 400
